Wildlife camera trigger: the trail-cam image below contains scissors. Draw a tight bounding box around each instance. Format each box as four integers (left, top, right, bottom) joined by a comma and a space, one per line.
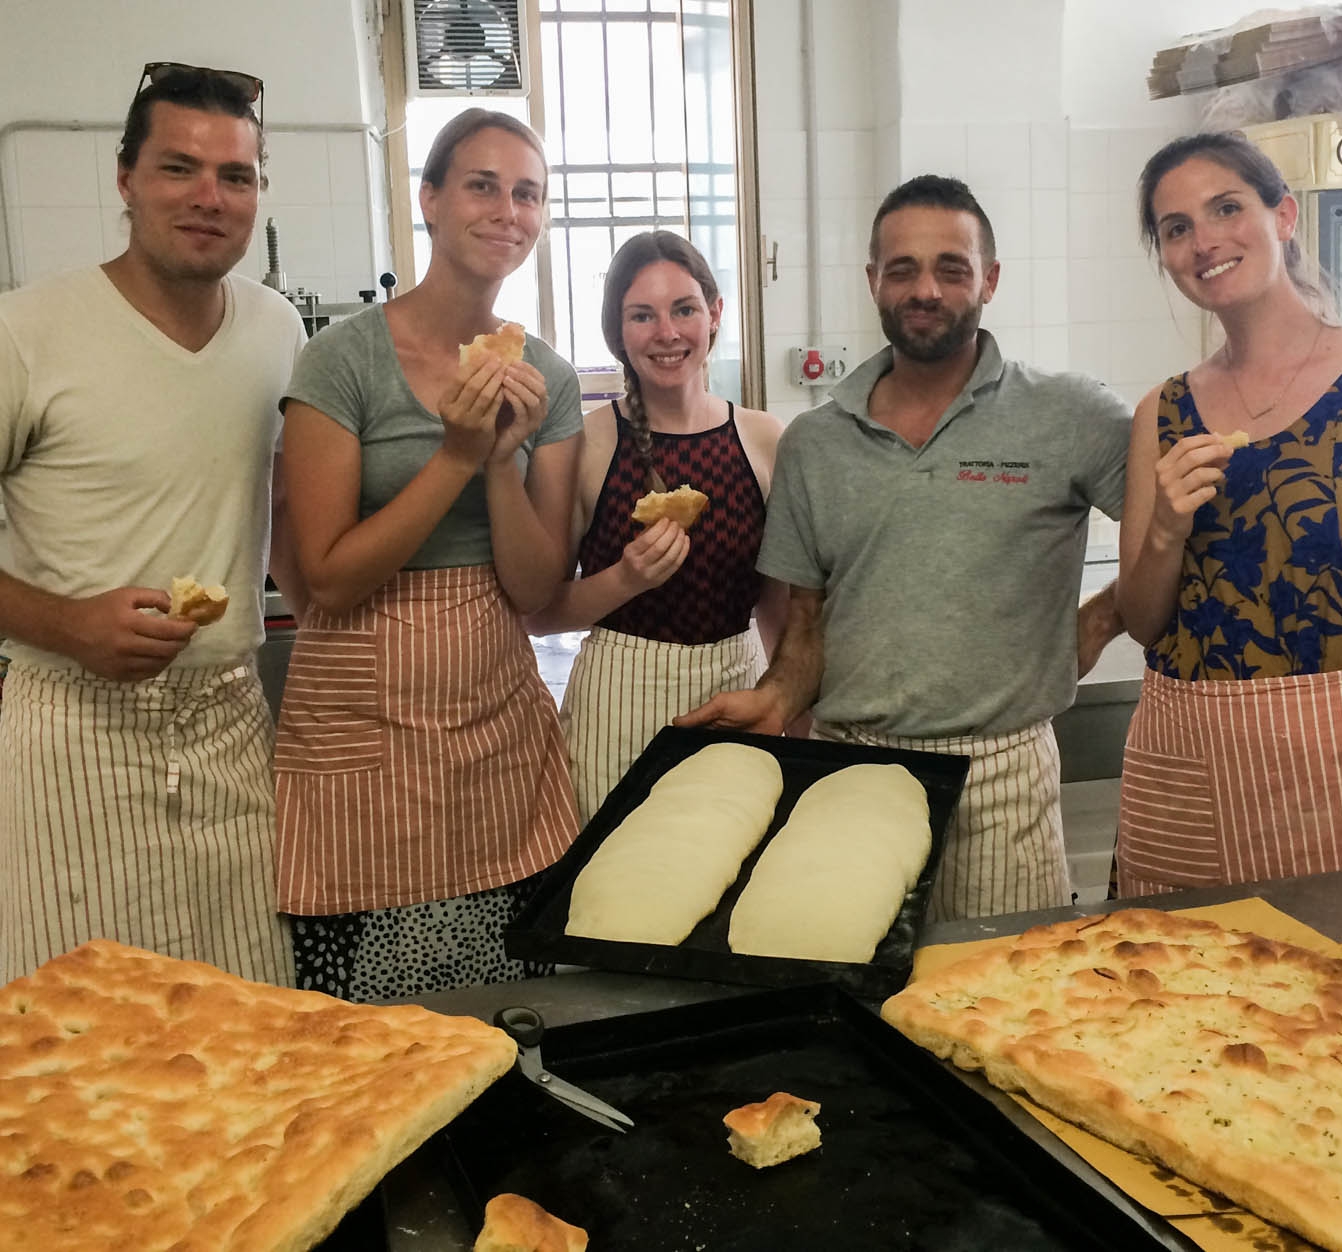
493, 1006, 635, 1134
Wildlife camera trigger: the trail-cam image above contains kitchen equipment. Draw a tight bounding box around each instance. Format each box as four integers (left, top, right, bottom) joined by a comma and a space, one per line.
505, 725, 970, 998
422, 984, 1184, 1251
493, 1005, 634, 1133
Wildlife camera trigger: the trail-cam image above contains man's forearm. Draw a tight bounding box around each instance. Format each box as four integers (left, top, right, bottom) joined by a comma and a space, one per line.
0, 569, 74, 656
756, 587, 825, 723
1077, 579, 1124, 679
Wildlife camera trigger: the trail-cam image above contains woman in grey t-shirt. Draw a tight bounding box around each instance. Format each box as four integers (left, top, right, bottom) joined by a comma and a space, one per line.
273, 108, 582, 999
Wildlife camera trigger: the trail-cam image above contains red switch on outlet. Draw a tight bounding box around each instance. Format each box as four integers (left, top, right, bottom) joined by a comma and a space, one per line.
801, 348, 825, 380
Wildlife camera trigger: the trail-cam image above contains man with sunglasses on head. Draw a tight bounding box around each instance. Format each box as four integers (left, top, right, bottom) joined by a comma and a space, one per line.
0, 64, 306, 985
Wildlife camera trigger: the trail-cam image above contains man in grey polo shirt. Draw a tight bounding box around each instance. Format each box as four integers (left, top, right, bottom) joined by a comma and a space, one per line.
680, 174, 1131, 920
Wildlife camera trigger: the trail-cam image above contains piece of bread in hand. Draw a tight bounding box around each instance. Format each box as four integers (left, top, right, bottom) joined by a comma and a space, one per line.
459, 322, 526, 370
723, 1091, 822, 1168
1219, 429, 1251, 449
473, 1193, 588, 1252
168, 575, 229, 626
631, 483, 710, 529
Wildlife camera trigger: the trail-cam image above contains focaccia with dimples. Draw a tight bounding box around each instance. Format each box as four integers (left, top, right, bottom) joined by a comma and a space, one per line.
882, 908, 1342, 1252
0, 940, 516, 1252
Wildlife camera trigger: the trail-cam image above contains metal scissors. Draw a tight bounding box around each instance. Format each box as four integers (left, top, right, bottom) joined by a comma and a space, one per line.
494, 1006, 635, 1134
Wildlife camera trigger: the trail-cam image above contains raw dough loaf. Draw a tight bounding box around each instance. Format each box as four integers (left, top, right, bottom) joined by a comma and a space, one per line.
882, 909, 1342, 1252
0, 940, 516, 1252
565, 742, 784, 944
728, 763, 931, 963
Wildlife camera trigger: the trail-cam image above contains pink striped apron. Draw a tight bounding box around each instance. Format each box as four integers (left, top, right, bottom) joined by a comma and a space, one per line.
812, 718, 1070, 922
274, 566, 579, 914
1117, 667, 1342, 896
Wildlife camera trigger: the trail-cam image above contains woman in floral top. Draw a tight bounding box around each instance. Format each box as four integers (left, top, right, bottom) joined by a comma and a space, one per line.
1116, 131, 1342, 895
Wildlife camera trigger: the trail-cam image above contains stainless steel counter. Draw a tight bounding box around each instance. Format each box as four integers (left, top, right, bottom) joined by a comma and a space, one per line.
380, 871, 1342, 1251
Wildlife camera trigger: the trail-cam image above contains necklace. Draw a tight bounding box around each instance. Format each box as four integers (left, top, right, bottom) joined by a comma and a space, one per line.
1225, 321, 1325, 422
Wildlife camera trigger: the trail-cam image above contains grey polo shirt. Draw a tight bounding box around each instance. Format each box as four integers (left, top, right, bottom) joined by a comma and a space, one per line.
758, 331, 1131, 738
285, 306, 582, 570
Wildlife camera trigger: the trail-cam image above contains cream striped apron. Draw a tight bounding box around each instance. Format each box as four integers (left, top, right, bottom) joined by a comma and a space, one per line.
812, 719, 1070, 921
0, 660, 293, 985
275, 566, 578, 914
559, 625, 768, 825
1117, 667, 1342, 896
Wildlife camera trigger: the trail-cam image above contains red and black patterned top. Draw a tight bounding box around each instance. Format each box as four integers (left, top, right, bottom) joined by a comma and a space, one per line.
577, 401, 767, 644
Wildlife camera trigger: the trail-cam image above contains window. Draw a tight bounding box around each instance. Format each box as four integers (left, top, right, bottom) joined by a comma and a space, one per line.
394, 0, 760, 403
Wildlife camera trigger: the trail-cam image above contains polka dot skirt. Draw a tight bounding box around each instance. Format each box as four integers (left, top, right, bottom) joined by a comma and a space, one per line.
287, 872, 552, 1001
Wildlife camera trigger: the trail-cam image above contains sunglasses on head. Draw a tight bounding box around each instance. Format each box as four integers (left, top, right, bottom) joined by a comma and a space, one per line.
136, 61, 264, 129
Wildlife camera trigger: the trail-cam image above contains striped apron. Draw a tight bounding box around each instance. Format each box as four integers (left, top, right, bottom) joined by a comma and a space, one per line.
559, 625, 768, 825
274, 566, 578, 915
0, 660, 293, 986
1117, 667, 1342, 896
812, 719, 1070, 921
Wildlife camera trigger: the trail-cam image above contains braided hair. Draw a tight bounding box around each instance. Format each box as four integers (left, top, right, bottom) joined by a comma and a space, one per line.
600, 231, 721, 487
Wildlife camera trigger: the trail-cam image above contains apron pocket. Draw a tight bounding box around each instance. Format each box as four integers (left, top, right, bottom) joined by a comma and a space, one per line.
275, 628, 384, 774
1118, 745, 1222, 888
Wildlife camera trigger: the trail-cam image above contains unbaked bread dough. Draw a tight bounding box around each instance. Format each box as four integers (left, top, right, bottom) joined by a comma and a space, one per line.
728, 763, 931, 963
565, 742, 784, 944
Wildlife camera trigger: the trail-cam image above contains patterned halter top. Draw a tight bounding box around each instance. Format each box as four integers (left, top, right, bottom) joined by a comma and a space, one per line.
576, 401, 767, 645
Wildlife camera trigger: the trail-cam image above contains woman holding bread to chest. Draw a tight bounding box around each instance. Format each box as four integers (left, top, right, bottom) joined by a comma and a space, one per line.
273, 109, 581, 998
1116, 132, 1342, 897
527, 232, 786, 823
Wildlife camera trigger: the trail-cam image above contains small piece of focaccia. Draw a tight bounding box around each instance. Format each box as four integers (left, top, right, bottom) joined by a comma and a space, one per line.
459, 322, 526, 370
724, 1092, 822, 1168
168, 575, 229, 626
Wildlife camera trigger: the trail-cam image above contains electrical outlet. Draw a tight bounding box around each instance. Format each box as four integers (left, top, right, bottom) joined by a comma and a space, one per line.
790, 345, 851, 386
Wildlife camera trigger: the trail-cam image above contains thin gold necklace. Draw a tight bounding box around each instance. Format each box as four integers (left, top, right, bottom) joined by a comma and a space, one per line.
1225, 321, 1325, 421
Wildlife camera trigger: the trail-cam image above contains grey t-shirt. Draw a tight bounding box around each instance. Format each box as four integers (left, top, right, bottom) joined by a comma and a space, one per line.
284, 307, 582, 569
758, 331, 1132, 738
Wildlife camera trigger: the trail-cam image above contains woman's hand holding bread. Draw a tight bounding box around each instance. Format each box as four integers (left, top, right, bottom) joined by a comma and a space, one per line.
489, 360, 549, 465
436, 353, 506, 468
1148, 432, 1232, 547
616, 516, 690, 596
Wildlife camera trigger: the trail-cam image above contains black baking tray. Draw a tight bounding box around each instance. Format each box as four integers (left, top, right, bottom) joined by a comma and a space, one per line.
505, 726, 971, 998
430, 983, 1181, 1252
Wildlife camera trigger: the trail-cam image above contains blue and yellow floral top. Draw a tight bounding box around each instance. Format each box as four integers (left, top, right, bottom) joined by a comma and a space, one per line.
1148, 372, 1342, 681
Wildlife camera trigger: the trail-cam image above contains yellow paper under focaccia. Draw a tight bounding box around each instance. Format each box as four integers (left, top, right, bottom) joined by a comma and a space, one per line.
882, 908, 1342, 1252
0, 940, 517, 1251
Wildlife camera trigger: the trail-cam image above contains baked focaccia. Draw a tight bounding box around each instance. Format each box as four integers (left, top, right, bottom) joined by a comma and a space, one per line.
882, 909, 1342, 1252
0, 940, 517, 1251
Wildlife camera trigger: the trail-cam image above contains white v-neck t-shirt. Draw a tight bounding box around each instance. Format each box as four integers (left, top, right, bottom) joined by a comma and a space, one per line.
0, 267, 307, 669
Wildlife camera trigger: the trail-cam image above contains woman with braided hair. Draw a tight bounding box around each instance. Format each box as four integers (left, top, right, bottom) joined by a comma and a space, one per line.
528, 231, 786, 823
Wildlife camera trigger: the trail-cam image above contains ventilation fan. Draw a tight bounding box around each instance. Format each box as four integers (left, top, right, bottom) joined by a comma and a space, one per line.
403, 0, 529, 97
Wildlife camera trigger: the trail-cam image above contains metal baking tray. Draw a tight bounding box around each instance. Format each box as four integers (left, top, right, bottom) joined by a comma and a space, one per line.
415, 984, 1182, 1252
505, 726, 970, 998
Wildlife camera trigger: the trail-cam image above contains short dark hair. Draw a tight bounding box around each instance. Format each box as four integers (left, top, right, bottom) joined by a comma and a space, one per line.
421, 107, 547, 194
118, 66, 265, 175
868, 174, 997, 264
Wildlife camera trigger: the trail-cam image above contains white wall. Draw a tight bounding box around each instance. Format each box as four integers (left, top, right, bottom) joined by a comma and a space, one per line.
752, 0, 1280, 424
0, 0, 389, 300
